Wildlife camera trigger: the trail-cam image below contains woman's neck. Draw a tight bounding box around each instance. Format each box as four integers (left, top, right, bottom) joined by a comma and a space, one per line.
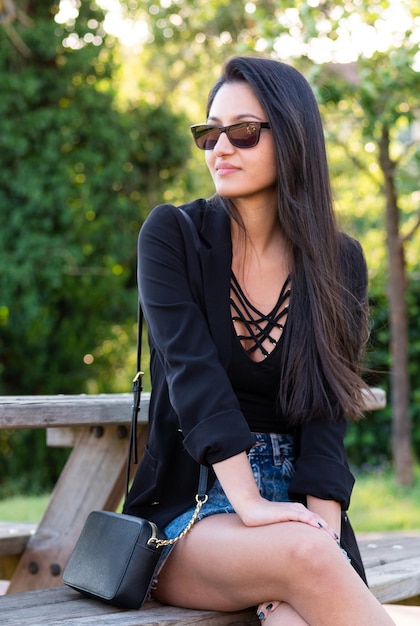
230, 201, 283, 257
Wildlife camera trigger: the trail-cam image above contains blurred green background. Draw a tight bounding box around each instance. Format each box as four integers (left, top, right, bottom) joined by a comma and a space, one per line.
0, 1, 419, 501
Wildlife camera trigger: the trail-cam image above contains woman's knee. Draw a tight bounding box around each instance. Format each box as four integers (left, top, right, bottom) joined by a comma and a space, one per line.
274, 524, 341, 582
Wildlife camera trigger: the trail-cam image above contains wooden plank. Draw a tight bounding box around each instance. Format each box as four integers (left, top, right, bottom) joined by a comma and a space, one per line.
0, 522, 37, 579
47, 426, 85, 447
366, 556, 420, 604
360, 535, 420, 569
2, 586, 420, 626
0, 394, 150, 429
362, 386, 386, 410
7, 424, 148, 593
0, 522, 37, 556
359, 536, 420, 604
0, 387, 385, 430
0, 587, 259, 626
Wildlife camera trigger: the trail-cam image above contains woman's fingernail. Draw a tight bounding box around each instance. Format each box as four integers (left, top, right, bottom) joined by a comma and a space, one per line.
266, 603, 273, 610
257, 611, 265, 620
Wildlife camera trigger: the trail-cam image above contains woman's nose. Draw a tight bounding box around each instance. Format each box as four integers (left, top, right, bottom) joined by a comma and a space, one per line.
213, 130, 235, 154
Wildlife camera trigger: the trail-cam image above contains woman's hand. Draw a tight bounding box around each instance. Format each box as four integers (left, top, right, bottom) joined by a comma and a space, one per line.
213, 452, 340, 543
239, 497, 339, 543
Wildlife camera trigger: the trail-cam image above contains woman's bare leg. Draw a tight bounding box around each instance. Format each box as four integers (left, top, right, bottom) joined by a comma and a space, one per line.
154, 514, 395, 626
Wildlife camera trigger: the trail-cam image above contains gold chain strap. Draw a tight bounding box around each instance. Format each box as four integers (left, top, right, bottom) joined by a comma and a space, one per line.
147, 494, 208, 549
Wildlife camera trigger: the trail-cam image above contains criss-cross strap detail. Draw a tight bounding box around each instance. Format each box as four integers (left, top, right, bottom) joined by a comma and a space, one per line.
230, 272, 291, 359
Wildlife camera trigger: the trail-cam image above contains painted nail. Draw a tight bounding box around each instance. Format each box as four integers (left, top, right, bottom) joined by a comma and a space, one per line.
266, 603, 273, 610
257, 611, 265, 620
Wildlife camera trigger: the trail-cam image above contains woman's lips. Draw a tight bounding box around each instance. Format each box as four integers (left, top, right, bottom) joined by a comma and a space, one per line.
215, 163, 240, 175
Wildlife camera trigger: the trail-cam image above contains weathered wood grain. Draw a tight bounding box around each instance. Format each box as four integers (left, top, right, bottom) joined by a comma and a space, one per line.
359, 535, 420, 603
0, 588, 259, 626
0, 393, 150, 429
1, 586, 420, 626
369, 555, 420, 604
360, 535, 420, 569
0, 387, 386, 430
6, 423, 148, 593
0, 522, 37, 556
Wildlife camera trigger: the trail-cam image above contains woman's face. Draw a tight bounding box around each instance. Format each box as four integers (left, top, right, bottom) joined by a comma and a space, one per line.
205, 81, 277, 209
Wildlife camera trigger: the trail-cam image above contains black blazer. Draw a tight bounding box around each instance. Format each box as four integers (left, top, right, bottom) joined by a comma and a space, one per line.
124, 197, 367, 582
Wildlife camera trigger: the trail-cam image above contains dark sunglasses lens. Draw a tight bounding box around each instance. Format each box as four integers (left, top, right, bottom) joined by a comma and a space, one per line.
191, 122, 263, 150
228, 123, 260, 148
193, 126, 220, 150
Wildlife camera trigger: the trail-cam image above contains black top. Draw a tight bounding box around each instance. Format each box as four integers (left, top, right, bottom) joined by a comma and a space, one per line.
230, 271, 290, 359
229, 273, 292, 433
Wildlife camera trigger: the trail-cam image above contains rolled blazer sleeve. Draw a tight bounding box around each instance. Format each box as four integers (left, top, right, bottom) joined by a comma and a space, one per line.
289, 420, 355, 509
138, 203, 254, 466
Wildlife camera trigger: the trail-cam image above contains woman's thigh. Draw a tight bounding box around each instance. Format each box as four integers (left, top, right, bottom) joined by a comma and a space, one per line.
153, 512, 344, 612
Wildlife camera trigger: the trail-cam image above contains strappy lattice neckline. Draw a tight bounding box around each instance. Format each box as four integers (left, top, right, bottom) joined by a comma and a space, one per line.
230, 272, 291, 359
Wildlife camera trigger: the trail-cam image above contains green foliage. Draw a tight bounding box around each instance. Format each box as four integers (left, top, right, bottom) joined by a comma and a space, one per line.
346, 274, 420, 466
1, 0, 420, 496
0, 2, 191, 497
0, 429, 69, 498
0, 2, 190, 395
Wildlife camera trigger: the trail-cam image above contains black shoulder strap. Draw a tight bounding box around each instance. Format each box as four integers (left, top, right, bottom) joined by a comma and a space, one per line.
125, 304, 144, 500
179, 208, 201, 250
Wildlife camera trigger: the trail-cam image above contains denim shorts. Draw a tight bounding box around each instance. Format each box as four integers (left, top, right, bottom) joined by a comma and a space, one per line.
156, 433, 295, 572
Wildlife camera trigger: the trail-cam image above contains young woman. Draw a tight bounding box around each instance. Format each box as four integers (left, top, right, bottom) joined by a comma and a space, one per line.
124, 56, 395, 625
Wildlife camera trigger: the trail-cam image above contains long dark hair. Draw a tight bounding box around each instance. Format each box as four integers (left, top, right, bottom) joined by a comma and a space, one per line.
207, 56, 369, 423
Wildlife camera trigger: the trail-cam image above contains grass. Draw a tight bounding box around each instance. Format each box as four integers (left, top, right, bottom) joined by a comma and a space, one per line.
0, 467, 418, 533
0, 494, 49, 523
350, 465, 420, 533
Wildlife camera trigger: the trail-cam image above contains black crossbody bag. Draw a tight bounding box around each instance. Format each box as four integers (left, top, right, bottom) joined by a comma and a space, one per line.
63, 212, 208, 609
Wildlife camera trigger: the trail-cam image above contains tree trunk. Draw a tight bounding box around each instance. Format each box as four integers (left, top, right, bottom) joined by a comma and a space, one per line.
378, 125, 413, 486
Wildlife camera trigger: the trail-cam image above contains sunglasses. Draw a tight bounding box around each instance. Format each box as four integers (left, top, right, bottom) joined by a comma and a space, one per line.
190, 121, 271, 150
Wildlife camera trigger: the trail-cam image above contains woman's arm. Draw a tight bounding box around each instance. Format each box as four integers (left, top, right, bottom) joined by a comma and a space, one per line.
139, 203, 254, 464
306, 495, 341, 539
213, 452, 339, 541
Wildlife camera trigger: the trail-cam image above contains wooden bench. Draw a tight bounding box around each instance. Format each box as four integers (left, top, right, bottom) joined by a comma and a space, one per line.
0, 393, 148, 593
0, 388, 384, 592
0, 570, 420, 626
359, 533, 420, 605
1, 389, 420, 625
0, 522, 37, 592
1, 588, 262, 626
